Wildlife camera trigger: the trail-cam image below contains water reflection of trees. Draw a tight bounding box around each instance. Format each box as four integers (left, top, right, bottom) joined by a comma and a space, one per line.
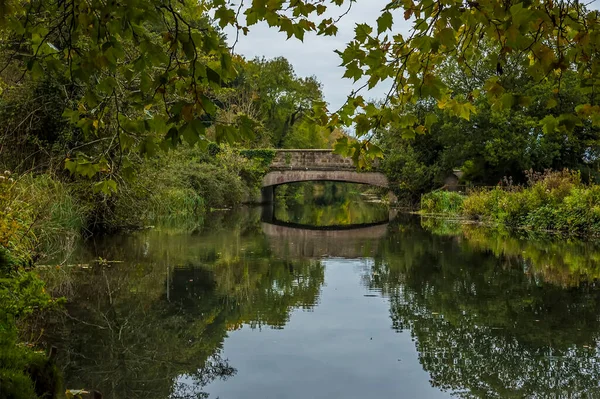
366, 221, 600, 398
422, 218, 600, 287
274, 182, 388, 226
41, 209, 324, 398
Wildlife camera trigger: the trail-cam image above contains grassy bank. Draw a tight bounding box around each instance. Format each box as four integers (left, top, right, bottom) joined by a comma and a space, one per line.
420, 170, 600, 236
76, 145, 274, 232
0, 145, 274, 398
0, 171, 70, 398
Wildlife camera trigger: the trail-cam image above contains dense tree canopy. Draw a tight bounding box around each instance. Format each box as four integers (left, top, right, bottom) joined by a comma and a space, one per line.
1, 0, 598, 180
380, 55, 600, 200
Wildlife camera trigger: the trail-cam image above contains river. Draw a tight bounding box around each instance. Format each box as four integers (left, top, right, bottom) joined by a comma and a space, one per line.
40, 186, 600, 398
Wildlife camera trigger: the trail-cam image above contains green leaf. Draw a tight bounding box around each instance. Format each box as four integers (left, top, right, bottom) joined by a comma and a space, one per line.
93, 179, 118, 195
354, 114, 371, 136
333, 136, 350, 156
424, 113, 438, 129
546, 98, 558, 109
62, 109, 80, 124
501, 93, 514, 109
237, 114, 256, 140
377, 11, 393, 35
355, 24, 372, 42
343, 62, 363, 81
215, 6, 236, 28
541, 115, 558, 134
438, 28, 456, 49
215, 124, 238, 144
246, 11, 259, 26
510, 2, 532, 28
182, 119, 205, 145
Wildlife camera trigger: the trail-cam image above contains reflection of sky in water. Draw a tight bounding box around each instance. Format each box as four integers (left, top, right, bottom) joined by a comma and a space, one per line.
188, 259, 450, 399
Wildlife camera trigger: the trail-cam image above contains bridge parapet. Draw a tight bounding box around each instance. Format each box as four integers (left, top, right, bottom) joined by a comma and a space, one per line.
270, 149, 355, 170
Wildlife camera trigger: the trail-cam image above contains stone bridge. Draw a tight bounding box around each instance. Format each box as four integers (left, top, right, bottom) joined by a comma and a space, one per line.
261, 149, 392, 203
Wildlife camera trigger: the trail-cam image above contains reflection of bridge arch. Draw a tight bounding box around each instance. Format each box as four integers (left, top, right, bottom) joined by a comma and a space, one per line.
260, 150, 393, 203
261, 221, 390, 259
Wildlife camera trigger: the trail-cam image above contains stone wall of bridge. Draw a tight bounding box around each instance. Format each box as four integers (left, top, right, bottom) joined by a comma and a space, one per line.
259, 149, 394, 203
269, 149, 356, 170
262, 170, 389, 188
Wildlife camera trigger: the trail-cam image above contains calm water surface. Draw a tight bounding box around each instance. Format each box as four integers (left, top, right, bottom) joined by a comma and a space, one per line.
42, 194, 600, 398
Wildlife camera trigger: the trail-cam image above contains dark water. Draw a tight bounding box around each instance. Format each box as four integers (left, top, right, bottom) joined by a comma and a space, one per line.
41, 194, 600, 398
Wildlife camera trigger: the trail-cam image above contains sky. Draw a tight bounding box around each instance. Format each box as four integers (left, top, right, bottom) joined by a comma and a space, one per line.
223, 0, 413, 112
224, 0, 600, 112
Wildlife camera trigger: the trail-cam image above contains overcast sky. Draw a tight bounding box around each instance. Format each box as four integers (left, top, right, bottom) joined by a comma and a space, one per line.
223, 0, 413, 112
224, 0, 600, 112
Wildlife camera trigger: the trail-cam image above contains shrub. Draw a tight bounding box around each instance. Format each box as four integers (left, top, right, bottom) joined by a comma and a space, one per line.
185, 163, 245, 209
420, 191, 465, 215
382, 145, 439, 204
462, 188, 499, 220
435, 170, 600, 235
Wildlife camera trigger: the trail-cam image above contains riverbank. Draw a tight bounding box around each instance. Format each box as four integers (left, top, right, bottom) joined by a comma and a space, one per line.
0, 171, 66, 398
419, 170, 600, 237
0, 146, 274, 398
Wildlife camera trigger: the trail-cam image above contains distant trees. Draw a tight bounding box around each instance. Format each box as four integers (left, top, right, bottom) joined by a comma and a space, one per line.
379, 49, 600, 202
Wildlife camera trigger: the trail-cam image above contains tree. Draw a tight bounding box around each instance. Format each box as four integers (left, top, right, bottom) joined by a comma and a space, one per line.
1, 0, 599, 174
377, 48, 600, 196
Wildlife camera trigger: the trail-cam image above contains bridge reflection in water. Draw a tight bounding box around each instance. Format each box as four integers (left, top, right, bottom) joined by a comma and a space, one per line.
261, 209, 397, 259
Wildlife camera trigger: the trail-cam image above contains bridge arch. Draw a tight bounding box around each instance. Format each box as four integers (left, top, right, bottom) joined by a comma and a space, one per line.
260, 149, 392, 203
262, 170, 389, 188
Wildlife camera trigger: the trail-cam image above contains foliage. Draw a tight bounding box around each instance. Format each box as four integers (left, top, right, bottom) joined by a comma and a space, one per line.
424, 169, 600, 235
233, 57, 331, 149
238, 148, 276, 167
381, 143, 440, 203
377, 65, 600, 198
0, 171, 77, 399
420, 190, 465, 215
2, 0, 596, 171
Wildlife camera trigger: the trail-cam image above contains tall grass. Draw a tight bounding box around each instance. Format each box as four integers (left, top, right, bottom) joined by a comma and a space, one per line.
0, 171, 64, 399
420, 191, 465, 215
13, 174, 88, 260
420, 170, 600, 236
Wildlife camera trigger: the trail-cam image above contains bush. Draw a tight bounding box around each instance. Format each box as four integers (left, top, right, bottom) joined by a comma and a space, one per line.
430, 170, 600, 235
15, 174, 88, 251
185, 163, 245, 209
462, 188, 499, 220
420, 191, 465, 215
382, 145, 439, 204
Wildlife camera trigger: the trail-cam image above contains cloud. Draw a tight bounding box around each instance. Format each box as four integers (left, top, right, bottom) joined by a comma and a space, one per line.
224, 0, 412, 111
225, 0, 600, 111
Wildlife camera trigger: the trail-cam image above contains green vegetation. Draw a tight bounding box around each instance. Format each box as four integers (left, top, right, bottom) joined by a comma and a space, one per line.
0, 0, 599, 396
1, 3, 343, 393
379, 60, 600, 203
419, 170, 600, 235
420, 190, 465, 216
0, 172, 66, 399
